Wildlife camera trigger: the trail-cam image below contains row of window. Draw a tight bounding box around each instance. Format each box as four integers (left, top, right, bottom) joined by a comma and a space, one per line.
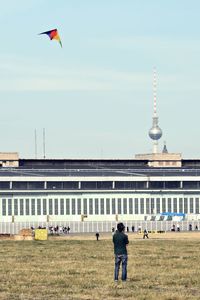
1, 197, 200, 216
1, 181, 200, 190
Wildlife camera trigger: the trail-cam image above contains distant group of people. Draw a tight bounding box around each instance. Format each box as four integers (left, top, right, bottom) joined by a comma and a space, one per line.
171, 224, 199, 232
171, 224, 180, 232
49, 225, 70, 235
189, 224, 198, 231
31, 225, 71, 235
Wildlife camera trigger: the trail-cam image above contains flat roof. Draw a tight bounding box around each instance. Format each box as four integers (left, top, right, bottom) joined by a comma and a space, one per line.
0, 167, 200, 177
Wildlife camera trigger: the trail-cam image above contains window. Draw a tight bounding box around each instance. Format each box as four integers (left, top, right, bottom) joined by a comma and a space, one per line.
97, 182, 112, 189
195, 198, 199, 214
123, 198, 127, 214
31, 199, 35, 215
165, 182, 180, 189
12, 182, 28, 190
150, 198, 154, 214
112, 198, 116, 214
47, 182, 62, 189
89, 198, 93, 215
72, 199, 76, 215
8, 199, 12, 216
60, 199, 64, 215
135, 198, 139, 214
26, 199, 30, 215
190, 198, 194, 213
167, 198, 172, 212
184, 198, 188, 213
49, 199, 53, 215
179, 198, 183, 213
43, 199, 47, 215
173, 198, 177, 213
12, 181, 44, 189
83, 198, 87, 215
115, 181, 147, 189
37, 199, 41, 215
162, 198, 166, 213
20, 199, 24, 215
66, 199, 70, 215
2, 199, 6, 216
156, 198, 160, 214
182, 181, 200, 189
118, 198, 122, 214
149, 182, 164, 189
63, 182, 79, 189
129, 198, 133, 214
77, 198, 81, 215
95, 199, 99, 215
81, 182, 97, 189
100, 198, 104, 214
0, 182, 10, 189
54, 199, 58, 215
28, 182, 44, 189
106, 198, 110, 214
14, 199, 18, 215
81, 181, 113, 189
146, 198, 150, 214
140, 198, 144, 214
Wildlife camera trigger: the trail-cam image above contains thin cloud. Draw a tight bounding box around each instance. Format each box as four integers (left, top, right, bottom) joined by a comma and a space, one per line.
0, 54, 199, 93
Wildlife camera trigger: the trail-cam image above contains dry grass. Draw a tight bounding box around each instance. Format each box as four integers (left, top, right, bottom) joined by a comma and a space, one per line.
0, 232, 200, 299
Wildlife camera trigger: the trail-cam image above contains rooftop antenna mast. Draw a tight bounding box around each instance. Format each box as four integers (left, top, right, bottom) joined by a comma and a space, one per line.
34, 129, 37, 159
43, 128, 46, 159
148, 68, 162, 153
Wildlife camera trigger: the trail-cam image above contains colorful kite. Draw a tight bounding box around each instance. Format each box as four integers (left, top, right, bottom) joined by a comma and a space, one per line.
39, 29, 62, 47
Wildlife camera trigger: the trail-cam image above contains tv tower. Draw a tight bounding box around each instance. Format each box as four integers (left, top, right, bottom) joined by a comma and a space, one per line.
148, 68, 162, 153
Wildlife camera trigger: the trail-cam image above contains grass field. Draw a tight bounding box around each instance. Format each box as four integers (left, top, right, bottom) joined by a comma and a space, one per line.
0, 232, 200, 300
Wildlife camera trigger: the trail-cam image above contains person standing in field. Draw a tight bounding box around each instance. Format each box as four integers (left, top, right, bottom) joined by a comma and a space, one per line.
95, 231, 100, 241
113, 222, 129, 282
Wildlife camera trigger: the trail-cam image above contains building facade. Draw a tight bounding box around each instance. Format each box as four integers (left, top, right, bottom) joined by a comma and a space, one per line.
1, 158, 200, 223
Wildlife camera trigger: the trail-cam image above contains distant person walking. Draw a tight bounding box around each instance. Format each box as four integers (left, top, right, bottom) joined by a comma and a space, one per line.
112, 227, 115, 236
143, 229, 149, 239
113, 222, 129, 282
95, 231, 100, 241
138, 225, 142, 234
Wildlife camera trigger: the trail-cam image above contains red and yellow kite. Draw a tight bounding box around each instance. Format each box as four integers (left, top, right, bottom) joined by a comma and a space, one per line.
39, 29, 62, 47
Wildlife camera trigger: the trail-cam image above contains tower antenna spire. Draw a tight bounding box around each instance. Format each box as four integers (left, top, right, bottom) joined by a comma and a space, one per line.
148, 68, 162, 153
153, 67, 157, 117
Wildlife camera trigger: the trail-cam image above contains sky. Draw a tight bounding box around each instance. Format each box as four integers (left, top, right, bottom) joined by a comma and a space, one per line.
1, 0, 200, 159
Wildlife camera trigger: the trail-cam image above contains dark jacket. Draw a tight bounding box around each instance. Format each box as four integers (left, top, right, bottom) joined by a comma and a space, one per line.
113, 230, 129, 255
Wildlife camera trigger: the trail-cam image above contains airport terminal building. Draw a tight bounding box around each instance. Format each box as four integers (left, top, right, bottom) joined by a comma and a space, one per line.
1, 154, 200, 225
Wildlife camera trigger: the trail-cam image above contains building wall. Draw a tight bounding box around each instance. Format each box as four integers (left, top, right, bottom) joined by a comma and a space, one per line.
1, 192, 200, 222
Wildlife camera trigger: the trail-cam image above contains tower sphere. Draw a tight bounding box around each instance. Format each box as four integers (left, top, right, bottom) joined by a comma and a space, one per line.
149, 125, 162, 140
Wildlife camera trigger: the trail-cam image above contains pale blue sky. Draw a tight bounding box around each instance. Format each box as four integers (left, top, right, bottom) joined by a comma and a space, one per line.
1, 0, 200, 158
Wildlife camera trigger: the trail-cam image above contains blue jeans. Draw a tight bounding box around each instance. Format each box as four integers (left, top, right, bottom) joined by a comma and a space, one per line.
114, 254, 128, 281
